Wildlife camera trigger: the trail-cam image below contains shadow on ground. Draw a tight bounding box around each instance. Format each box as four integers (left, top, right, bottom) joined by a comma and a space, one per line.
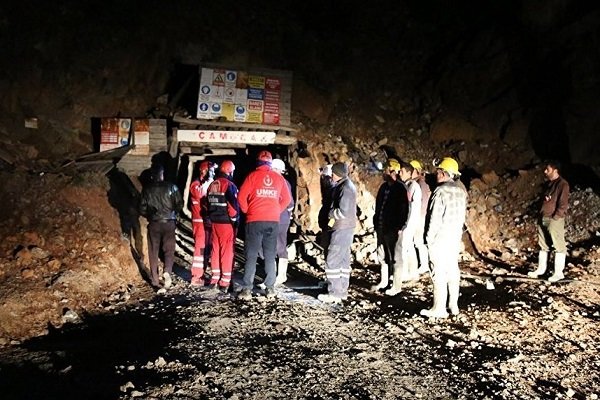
0, 297, 192, 400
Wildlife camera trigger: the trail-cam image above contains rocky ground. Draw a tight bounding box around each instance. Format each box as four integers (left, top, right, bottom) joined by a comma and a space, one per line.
2, 255, 600, 400
1, 128, 600, 399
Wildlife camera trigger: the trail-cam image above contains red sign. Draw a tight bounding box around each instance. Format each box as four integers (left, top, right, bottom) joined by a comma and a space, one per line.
265, 78, 281, 90
264, 90, 280, 102
264, 102, 280, 113
248, 99, 264, 112
263, 112, 280, 124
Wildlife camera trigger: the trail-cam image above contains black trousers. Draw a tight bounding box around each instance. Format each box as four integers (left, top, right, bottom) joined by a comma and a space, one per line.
147, 220, 176, 284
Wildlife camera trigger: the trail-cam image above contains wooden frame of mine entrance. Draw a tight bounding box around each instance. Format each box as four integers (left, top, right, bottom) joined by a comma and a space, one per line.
173, 115, 298, 213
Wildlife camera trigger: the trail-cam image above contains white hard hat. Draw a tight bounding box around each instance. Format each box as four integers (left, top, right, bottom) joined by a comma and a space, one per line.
271, 158, 286, 172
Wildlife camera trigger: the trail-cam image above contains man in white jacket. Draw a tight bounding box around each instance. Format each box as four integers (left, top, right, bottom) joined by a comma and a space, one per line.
386, 161, 421, 295
420, 157, 467, 318
410, 160, 431, 274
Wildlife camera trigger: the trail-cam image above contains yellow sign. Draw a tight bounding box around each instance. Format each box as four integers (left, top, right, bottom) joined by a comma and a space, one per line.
248, 75, 265, 89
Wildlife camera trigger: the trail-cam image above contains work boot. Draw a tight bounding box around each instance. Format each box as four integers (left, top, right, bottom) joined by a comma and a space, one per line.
219, 285, 229, 294
163, 272, 172, 289
190, 267, 204, 286
548, 252, 566, 282
385, 265, 403, 296
150, 279, 160, 289
275, 258, 289, 286
317, 294, 342, 304
201, 283, 217, 292
190, 276, 204, 287
371, 262, 389, 291
420, 281, 449, 318
265, 287, 276, 299
528, 250, 548, 278
238, 288, 252, 301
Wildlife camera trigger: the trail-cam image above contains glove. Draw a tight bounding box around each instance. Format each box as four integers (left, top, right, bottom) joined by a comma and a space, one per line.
328, 218, 335, 228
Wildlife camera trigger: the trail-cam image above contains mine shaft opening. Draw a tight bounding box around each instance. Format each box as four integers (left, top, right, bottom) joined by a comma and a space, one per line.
174, 142, 298, 269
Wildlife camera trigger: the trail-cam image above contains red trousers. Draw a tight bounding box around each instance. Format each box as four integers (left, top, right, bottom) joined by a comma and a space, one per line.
191, 221, 207, 283
210, 223, 235, 288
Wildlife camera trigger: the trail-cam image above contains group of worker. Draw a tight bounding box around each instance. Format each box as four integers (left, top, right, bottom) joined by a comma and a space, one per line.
138, 148, 570, 316
182, 150, 293, 300
375, 156, 570, 317
369, 157, 467, 317
136, 149, 357, 303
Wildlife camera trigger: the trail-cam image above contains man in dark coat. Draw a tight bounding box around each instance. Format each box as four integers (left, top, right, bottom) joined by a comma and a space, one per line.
371, 158, 408, 291
139, 165, 183, 289
318, 162, 357, 303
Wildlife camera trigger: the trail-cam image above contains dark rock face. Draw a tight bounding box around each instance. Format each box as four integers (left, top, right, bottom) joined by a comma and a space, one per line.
1, 1, 599, 169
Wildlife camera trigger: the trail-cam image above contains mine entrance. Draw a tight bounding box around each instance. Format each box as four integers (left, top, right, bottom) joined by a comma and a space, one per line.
172, 119, 298, 271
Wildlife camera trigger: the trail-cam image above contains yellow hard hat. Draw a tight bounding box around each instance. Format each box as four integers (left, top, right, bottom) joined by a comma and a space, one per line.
386, 158, 400, 172
409, 160, 423, 171
437, 157, 460, 175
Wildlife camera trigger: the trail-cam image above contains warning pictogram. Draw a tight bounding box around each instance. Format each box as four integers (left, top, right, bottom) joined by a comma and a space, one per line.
213, 69, 225, 86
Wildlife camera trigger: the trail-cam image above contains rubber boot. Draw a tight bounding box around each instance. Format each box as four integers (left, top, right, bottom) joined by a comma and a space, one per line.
163, 272, 172, 290
385, 265, 403, 296
420, 280, 449, 318
548, 252, 566, 282
406, 250, 419, 282
528, 250, 548, 278
371, 262, 389, 291
275, 258, 289, 286
448, 279, 460, 316
416, 245, 429, 274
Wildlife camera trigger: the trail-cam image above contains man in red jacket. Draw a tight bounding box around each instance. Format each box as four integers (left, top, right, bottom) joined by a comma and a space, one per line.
206, 160, 239, 293
189, 160, 215, 286
237, 150, 292, 300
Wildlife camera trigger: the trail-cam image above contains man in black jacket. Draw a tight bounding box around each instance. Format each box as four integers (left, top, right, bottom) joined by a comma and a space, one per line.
371, 158, 408, 291
139, 165, 183, 289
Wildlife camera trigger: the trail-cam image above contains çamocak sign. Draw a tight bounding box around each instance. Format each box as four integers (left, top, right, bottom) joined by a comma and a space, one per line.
177, 130, 276, 145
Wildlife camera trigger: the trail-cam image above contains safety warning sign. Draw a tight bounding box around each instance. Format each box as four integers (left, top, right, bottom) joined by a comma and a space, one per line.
196, 66, 291, 125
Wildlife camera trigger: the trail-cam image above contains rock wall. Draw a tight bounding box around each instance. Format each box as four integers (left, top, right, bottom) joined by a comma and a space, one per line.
2, 1, 600, 171
291, 126, 600, 265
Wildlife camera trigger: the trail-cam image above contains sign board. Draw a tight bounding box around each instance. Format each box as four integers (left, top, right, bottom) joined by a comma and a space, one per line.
177, 129, 276, 145
196, 65, 292, 126
129, 119, 150, 155
100, 118, 131, 152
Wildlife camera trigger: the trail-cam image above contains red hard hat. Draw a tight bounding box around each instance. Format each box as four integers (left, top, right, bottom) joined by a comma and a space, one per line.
257, 150, 272, 162
219, 160, 235, 174
199, 160, 213, 171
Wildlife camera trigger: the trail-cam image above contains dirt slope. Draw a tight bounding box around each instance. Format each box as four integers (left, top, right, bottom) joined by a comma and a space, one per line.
0, 170, 145, 342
